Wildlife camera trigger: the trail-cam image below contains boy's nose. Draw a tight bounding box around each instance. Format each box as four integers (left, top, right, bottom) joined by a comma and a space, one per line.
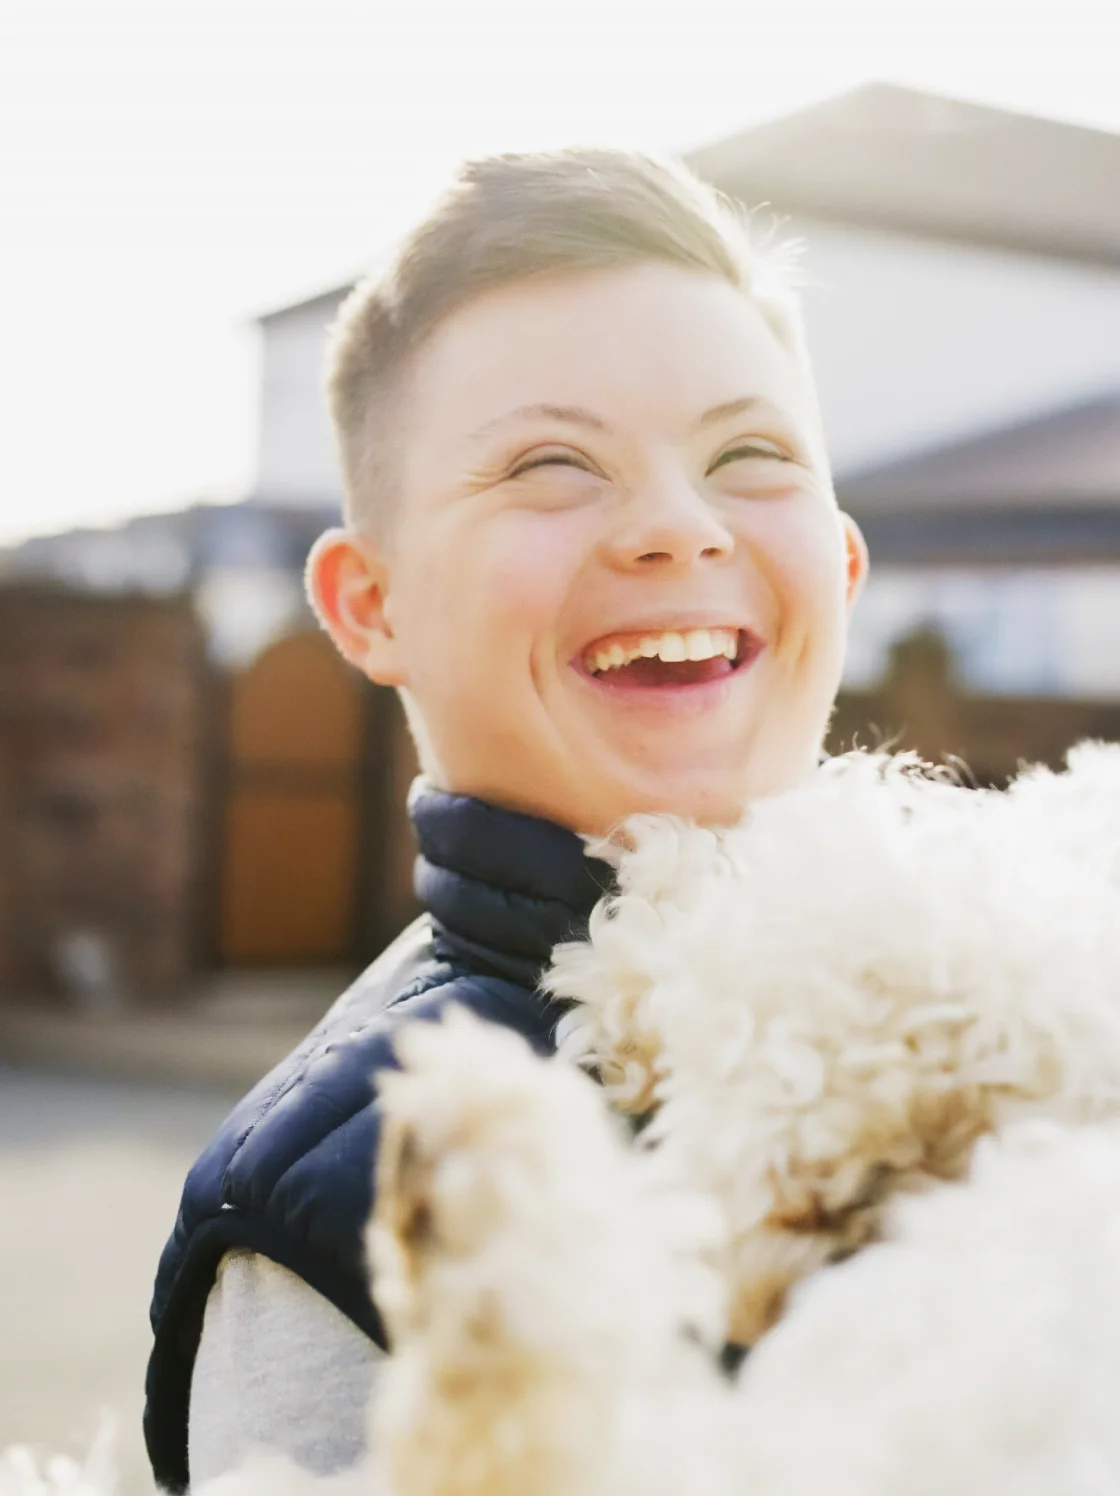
601, 476, 735, 572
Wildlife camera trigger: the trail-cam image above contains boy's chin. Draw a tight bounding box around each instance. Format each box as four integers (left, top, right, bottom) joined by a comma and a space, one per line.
591, 752, 823, 832
584, 774, 754, 835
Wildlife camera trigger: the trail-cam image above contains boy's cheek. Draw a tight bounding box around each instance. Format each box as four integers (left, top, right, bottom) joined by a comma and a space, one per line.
756, 508, 851, 629
461, 512, 590, 630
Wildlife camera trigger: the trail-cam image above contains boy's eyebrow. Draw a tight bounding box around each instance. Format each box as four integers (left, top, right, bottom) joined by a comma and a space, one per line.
466, 404, 610, 442
698, 395, 776, 427
466, 395, 793, 444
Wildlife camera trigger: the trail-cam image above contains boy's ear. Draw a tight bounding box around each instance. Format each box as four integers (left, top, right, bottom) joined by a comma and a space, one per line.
840, 512, 870, 613
305, 528, 407, 687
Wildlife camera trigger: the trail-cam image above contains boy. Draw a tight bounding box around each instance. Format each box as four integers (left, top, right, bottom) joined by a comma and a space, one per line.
144, 148, 868, 1491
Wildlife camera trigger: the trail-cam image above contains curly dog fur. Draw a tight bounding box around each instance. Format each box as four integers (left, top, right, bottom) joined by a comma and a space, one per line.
7, 743, 1120, 1495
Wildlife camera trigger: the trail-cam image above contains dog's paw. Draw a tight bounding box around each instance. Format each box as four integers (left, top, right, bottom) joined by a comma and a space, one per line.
370, 1007, 625, 1338
370, 1006, 723, 1364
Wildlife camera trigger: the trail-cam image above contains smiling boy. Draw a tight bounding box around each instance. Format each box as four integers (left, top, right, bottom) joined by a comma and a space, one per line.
144, 149, 868, 1491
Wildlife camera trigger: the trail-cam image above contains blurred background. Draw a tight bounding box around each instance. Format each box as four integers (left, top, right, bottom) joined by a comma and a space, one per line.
1, 0, 1118, 1486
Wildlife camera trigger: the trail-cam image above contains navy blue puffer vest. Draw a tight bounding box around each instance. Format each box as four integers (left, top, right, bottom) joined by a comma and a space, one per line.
144, 782, 613, 1492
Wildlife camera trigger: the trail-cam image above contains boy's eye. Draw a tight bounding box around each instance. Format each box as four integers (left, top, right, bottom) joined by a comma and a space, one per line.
709, 440, 791, 472
509, 449, 593, 478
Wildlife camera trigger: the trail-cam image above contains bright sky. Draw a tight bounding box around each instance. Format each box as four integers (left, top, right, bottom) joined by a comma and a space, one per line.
2, 0, 1119, 546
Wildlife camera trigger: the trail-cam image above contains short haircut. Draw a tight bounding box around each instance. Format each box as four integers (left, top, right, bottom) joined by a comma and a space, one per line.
325, 147, 807, 535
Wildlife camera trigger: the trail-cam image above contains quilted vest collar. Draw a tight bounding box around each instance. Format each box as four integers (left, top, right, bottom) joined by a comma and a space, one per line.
408, 779, 614, 984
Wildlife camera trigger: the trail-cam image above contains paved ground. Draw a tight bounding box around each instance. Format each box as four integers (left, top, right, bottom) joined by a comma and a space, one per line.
0, 968, 349, 1091
0, 1067, 237, 1494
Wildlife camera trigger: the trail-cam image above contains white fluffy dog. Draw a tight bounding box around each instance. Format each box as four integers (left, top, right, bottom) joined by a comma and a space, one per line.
364, 742, 1120, 1496
8, 744, 1120, 1496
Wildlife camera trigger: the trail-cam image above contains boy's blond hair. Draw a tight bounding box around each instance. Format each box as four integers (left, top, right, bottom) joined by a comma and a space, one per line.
325, 148, 807, 536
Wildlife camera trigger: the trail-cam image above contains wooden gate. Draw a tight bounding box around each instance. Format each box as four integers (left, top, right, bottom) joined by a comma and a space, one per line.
218, 630, 367, 965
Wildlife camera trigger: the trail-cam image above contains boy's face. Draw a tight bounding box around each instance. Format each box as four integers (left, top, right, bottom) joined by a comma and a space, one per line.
311, 261, 868, 834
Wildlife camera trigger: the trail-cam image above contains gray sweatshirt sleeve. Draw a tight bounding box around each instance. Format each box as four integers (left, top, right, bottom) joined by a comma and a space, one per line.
187, 1248, 385, 1485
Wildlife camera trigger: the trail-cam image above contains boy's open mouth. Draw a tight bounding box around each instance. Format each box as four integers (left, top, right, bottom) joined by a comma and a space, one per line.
579, 626, 761, 689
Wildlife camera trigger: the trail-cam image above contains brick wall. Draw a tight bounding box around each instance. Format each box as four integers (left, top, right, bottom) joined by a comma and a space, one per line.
0, 585, 210, 1002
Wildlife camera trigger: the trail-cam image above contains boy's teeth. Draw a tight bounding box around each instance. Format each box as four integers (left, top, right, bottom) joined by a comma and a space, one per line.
586, 627, 741, 675
686, 629, 714, 661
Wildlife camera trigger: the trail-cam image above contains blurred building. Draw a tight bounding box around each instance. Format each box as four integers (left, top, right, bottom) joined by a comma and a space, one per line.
2, 82, 1118, 998
253, 83, 1120, 699
3, 502, 324, 670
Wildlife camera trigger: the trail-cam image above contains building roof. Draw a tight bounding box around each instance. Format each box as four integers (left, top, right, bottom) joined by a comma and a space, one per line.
0, 500, 334, 594
259, 83, 1120, 326
839, 391, 1120, 512
836, 391, 1120, 564
257, 284, 351, 326
686, 83, 1120, 267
